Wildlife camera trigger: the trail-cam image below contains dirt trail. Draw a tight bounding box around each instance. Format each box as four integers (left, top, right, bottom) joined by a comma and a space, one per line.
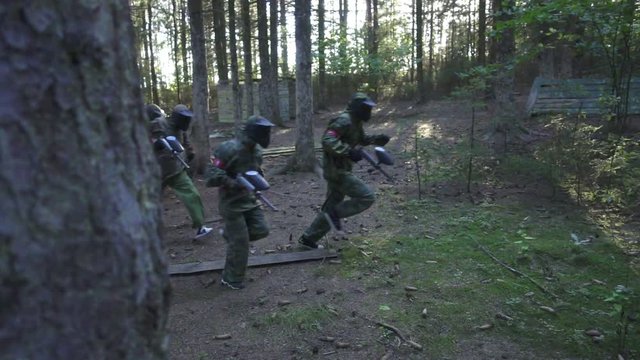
163, 100, 537, 359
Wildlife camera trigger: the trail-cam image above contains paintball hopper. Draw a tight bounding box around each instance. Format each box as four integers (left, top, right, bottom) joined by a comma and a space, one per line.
374, 147, 394, 166
165, 136, 185, 153
240, 170, 270, 191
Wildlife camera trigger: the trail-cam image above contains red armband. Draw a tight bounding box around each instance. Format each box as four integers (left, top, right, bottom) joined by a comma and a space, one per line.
326, 129, 339, 138
212, 157, 226, 169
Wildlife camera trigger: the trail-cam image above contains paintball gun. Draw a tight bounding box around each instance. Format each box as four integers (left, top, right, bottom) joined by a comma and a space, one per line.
236, 170, 278, 211
360, 146, 394, 181
156, 135, 190, 169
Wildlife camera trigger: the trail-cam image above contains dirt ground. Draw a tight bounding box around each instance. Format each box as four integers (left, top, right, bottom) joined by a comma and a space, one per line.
163, 100, 545, 360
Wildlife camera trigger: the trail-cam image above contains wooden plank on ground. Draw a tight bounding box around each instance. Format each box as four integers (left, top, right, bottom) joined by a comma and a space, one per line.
168, 248, 338, 275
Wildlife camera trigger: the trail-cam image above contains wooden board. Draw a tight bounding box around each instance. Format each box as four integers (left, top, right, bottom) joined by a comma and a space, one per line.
168, 248, 338, 275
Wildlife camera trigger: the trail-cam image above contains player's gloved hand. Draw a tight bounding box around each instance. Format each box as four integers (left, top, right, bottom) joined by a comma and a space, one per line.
372, 134, 390, 146
348, 148, 363, 162
186, 152, 195, 162
223, 176, 243, 189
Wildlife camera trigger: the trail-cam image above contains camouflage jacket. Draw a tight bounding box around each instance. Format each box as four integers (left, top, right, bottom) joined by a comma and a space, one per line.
149, 116, 185, 181
205, 134, 263, 213
321, 111, 379, 180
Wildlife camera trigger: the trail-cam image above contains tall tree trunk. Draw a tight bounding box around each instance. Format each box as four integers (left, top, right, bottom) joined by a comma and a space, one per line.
477, 0, 486, 65
416, 0, 425, 103
279, 0, 289, 78
287, 0, 317, 173
0, 1, 169, 358
141, 6, 153, 101
339, 0, 349, 91
212, 0, 229, 84
492, 0, 516, 116
427, 0, 435, 95
317, 0, 327, 110
188, 0, 211, 174
172, 0, 183, 102
147, 0, 160, 104
181, 0, 191, 88
241, 0, 254, 116
269, 0, 282, 123
228, 0, 243, 128
257, 0, 277, 124
371, 0, 379, 95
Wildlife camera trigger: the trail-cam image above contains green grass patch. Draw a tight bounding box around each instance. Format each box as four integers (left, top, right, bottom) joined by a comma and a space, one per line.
337, 197, 639, 359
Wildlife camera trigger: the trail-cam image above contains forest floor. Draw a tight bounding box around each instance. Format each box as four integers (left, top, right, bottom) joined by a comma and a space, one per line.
162, 99, 640, 360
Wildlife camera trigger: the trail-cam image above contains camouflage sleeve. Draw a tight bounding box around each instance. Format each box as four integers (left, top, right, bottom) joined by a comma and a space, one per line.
205, 144, 233, 187
181, 132, 194, 157
321, 117, 351, 157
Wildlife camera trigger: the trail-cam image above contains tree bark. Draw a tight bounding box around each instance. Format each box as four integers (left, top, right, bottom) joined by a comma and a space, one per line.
172, 0, 183, 101
477, 0, 486, 65
212, 0, 229, 84
279, 0, 289, 78
241, 0, 254, 116
416, 0, 425, 102
181, 0, 191, 89
0, 1, 169, 358
317, 0, 327, 110
141, 5, 153, 101
147, 0, 160, 104
188, 0, 212, 174
228, 0, 243, 128
257, 0, 278, 124
269, 0, 282, 123
492, 0, 516, 116
287, 0, 317, 173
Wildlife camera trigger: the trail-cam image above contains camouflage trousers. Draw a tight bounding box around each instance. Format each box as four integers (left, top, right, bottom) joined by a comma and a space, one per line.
220, 206, 269, 284
302, 172, 375, 244
163, 170, 206, 229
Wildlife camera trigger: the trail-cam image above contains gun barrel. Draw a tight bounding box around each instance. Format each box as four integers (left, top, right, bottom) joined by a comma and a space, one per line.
256, 191, 278, 211
361, 149, 393, 181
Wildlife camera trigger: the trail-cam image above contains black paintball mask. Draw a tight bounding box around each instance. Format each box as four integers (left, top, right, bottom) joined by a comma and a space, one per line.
171, 104, 193, 131
244, 115, 275, 148
348, 93, 376, 122
145, 104, 165, 121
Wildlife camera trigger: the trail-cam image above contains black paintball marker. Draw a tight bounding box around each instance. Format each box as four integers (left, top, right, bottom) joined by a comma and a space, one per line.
236, 170, 278, 211
359, 146, 394, 181
157, 135, 190, 169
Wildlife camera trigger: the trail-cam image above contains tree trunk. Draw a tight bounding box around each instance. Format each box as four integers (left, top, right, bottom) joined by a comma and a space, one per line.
416, 0, 425, 102
147, 0, 160, 104
241, 0, 254, 116
257, 0, 279, 125
477, 0, 486, 65
492, 0, 516, 116
269, 0, 282, 123
317, 0, 327, 110
287, 0, 317, 173
212, 0, 229, 84
228, 0, 243, 128
181, 0, 191, 88
188, 0, 212, 174
427, 0, 435, 94
279, 0, 289, 78
0, 1, 169, 358
141, 6, 153, 101
339, 0, 349, 91
172, 0, 183, 101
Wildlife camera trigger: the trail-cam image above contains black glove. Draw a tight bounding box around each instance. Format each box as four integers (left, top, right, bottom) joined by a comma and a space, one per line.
224, 176, 243, 189
348, 148, 363, 162
186, 152, 195, 162
372, 134, 390, 146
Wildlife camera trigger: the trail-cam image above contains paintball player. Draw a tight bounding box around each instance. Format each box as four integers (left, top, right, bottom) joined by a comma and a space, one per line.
146, 104, 213, 240
298, 92, 390, 249
205, 115, 275, 290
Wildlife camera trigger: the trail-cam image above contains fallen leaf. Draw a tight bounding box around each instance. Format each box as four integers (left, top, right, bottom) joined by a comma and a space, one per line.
405, 286, 418, 292
214, 334, 231, 340
335, 341, 350, 348
495, 312, 513, 321
475, 323, 493, 330
277, 300, 291, 306
318, 336, 335, 342
539, 306, 556, 314
421, 308, 427, 318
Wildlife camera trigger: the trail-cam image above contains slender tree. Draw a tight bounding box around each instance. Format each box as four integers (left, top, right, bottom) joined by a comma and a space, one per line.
257, 0, 279, 124
0, 1, 169, 358
416, 0, 425, 102
286, 0, 318, 173
181, 0, 191, 88
147, 0, 160, 104
317, 0, 328, 110
269, 0, 282, 123
212, 0, 229, 84
279, 0, 289, 78
188, 0, 212, 174
477, 0, 486, 65
241, 0, 254, 116
228, 0, 243, 127
172, 0, 183, 101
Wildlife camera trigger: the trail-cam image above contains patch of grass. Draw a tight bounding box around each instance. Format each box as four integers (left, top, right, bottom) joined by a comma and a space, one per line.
334, 197, 639, 359
251, 305, 334, 337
